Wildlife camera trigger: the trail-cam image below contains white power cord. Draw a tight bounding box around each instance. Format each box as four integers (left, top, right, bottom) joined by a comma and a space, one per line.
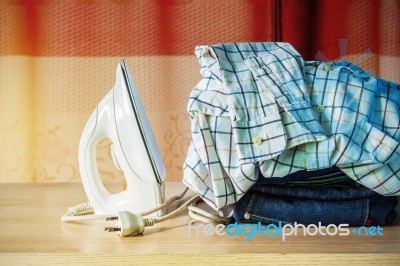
61, 202, 110, 221
61, 187, 231, 236
61, 188, 190, 222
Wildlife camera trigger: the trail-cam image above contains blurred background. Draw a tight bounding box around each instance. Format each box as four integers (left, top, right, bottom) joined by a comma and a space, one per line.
0, 0, 399, 183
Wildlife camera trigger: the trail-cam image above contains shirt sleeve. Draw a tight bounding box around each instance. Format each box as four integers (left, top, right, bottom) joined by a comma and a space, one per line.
243, 52, 327, 147
202, 42, 326, 164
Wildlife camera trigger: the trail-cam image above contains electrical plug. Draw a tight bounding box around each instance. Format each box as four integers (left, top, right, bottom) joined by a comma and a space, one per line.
105, 211, 154, 237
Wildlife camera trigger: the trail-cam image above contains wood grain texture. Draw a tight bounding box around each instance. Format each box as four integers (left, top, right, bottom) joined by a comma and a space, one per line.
0, 182, 399, 264
1, 253, 400, 265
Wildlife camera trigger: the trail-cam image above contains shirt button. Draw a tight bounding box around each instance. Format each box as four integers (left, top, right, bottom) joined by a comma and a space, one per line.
323, 65, 334, 71
317, 105, 325, 113
244, 213, 251, 220
253, 136, 262, 145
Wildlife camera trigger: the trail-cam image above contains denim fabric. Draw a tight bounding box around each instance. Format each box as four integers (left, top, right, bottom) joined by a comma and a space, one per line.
233, 168, 398, 226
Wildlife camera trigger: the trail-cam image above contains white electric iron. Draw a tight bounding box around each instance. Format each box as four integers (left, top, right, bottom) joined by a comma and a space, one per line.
78, 60, 165, 216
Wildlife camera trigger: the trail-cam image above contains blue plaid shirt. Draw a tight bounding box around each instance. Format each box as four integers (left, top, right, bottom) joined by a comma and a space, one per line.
183, 42, 400, 210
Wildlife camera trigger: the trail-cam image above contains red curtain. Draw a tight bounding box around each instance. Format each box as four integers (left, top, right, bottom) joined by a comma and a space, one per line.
280, 0, 399, 81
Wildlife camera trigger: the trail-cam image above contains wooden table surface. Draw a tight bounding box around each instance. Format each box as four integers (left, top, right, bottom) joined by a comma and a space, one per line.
0, 182, 399, 265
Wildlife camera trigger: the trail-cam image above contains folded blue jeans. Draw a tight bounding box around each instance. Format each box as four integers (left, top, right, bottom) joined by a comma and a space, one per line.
233, 167, 398, 226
